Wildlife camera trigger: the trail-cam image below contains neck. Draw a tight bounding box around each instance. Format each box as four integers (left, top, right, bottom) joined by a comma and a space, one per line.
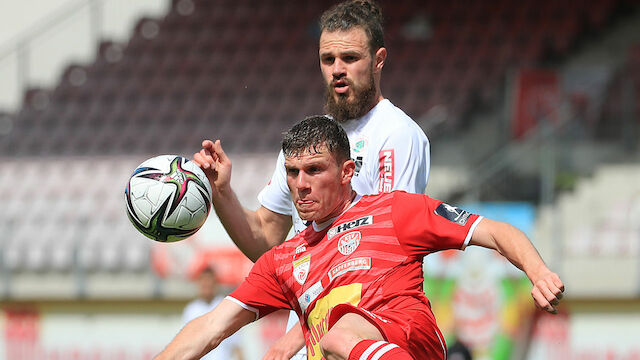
317, 189, 357, 224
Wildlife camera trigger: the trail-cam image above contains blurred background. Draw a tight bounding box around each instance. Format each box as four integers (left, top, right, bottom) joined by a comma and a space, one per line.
0, 0, 639, 359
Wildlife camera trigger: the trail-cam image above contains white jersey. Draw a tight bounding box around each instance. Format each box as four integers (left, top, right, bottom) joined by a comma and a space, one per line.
182, 296, 242, 360
257, 99, 430, 358
258, 99, 430, 234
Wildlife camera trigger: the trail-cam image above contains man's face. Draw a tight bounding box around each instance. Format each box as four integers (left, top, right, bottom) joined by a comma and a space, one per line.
284, 146, 352, 223
319, 28, 378, 122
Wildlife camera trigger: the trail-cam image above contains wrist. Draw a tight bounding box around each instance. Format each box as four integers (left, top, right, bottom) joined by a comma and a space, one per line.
212, 184, 234, 201
526, 263, 551, 284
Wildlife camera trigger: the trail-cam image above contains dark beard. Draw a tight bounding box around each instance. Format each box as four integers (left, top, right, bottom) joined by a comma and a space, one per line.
324, 70, 377, 123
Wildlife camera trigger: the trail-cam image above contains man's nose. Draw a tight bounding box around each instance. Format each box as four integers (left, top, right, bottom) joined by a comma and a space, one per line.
332, 59, 346, 77
296, 172, 311, 189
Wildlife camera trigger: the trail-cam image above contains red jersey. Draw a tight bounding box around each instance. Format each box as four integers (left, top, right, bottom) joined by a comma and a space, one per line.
228, 191, 483, 359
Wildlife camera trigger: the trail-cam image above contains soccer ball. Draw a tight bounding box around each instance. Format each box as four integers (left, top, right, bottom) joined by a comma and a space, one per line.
125, 155, 212, 242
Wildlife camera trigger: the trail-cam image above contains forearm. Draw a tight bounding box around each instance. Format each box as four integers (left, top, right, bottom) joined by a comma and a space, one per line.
157, 300, 255, 360
470, 218, 565, 313
212, 188, 272, 262
156, 312, 222, 360
472, 219, 550, 283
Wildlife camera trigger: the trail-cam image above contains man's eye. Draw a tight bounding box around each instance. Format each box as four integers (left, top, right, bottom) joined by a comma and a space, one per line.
287, 169, 299, 176
322, 56, 334, 64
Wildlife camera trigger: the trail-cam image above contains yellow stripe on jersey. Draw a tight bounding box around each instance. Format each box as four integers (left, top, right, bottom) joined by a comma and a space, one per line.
306, 283, 362, 359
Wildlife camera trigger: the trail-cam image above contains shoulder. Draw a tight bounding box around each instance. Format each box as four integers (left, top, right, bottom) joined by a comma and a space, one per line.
358, 191, 398, 207
362, 191, 431, 206
370, 100, 428, 140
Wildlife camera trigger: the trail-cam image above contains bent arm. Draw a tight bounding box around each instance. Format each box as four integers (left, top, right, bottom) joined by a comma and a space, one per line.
194, 140, 292, 262
469, 218, 565, 313
155, 299, 256, 360
214, 191, 292, 262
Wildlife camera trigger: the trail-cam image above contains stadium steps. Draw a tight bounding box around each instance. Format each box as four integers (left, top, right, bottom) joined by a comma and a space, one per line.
535, 163, 640, 298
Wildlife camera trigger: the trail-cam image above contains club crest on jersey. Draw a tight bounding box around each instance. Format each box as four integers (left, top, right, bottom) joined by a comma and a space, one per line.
293, 255, 311, 285
352, 137, 368, 154
435, 203, 471, 225
337, 231, 361, 255
327, 216, 373, 239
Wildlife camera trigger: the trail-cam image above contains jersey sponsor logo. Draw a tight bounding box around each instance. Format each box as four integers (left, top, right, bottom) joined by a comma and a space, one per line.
435, 203, 472, 225
328, 257, 371, 281
327, 216, 373, 239
293, 255, 310, 285
298, 280, 324, 314
295, 244, 307, 254
378, 149, 394, 193
337, 231, 361, 255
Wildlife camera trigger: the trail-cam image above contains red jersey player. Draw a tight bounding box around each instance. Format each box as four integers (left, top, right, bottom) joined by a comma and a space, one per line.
156, 116, 565, 360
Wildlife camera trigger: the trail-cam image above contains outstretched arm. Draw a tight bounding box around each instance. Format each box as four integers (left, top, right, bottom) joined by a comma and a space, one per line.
469, 218, 565, 314
155, 299, 256, 360
194, 140, 292, 261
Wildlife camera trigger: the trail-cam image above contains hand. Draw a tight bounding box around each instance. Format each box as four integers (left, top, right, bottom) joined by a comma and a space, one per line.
530, 271, 565, 314
262, 344, 294, 360
193, 139, 232, 198
262, 325, 305, 360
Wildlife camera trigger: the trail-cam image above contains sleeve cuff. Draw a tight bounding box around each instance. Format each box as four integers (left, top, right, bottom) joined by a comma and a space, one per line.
225, 296, 260, 321
461, 216, 484, 250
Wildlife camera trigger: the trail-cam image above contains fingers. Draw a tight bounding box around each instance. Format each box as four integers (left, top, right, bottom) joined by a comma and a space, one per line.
531, 287, 556, 314
193, 149, 214, 170
211, 139, 230, 164
194, 140, 221, 170
532, 273, 565, 315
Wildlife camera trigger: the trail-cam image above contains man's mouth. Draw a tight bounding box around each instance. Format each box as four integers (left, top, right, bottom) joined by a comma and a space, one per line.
297, 199, 314, 207
333, 79, 350, 94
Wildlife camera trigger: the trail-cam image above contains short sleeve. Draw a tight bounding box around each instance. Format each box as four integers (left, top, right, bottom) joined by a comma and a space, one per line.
392, 192, 483, 257
257, 151, 293, 216
374, 125, 430, 194
228, 251, 292, 319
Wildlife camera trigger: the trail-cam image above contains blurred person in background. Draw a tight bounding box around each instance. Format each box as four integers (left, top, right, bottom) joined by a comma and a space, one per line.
182, 266, 244, 360
194, 1, 430, 358
158, 116, 565, 360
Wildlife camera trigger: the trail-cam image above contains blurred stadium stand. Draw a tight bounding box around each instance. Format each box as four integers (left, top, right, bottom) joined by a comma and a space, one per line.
0, 0, 638, 308
2, 0, 635, 158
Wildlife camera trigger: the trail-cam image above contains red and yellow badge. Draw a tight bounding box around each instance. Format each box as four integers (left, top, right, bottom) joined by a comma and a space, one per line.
293, 255, 310, 285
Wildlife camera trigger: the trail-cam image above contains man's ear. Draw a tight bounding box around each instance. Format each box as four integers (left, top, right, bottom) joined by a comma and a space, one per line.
374, 47, 387, 74
341, 159, 356, 185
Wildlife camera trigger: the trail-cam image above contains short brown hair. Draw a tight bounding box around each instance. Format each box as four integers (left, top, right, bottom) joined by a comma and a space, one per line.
282, 115, 351, 164
319, 0, 385, 55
